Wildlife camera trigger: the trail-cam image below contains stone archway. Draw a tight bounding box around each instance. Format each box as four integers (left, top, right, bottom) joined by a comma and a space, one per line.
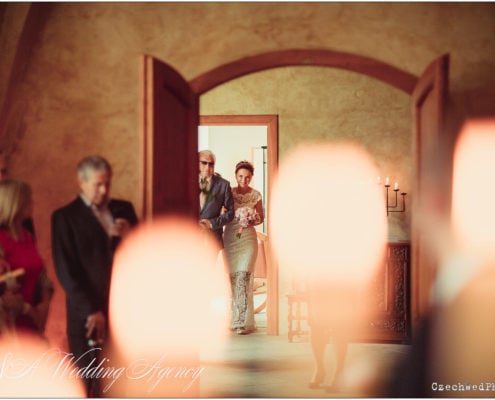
190, 49, 418, 95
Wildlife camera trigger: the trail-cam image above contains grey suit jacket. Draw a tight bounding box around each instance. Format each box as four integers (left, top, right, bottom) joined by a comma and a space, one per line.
199, 174, 234, 246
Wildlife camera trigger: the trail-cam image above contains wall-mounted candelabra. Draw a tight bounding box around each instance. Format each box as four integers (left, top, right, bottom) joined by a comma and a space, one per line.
377, 176, 407, 216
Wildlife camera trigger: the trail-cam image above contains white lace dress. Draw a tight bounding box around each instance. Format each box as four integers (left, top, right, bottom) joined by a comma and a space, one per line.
223, 188, 262, 332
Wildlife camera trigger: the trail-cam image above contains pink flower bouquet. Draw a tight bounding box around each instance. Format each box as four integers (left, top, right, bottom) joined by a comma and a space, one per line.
235, 206, 259, 238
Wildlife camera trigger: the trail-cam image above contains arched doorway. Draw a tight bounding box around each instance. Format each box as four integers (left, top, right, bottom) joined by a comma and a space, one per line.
141, 48, 449, 337
190, 49, 417, 96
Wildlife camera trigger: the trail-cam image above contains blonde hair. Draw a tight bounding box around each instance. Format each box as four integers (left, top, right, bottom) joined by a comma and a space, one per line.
0, 179, 32, 239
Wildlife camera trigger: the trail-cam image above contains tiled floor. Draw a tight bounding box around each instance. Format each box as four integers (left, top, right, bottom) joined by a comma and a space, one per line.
200, 314, 410, 398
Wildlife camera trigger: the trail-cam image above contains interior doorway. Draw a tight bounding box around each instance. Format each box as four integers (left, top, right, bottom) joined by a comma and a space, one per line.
199, 115, 278, 229
199, 114, 279, 333
198, 122, 268, 232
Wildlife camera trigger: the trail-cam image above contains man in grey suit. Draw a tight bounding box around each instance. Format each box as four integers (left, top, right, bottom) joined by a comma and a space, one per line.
198, 150, 234, 247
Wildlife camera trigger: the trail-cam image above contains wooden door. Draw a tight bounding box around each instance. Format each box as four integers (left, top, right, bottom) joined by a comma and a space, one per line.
138, 55, 201, 396
140, 55, 199, 219
410, 54, 450, 328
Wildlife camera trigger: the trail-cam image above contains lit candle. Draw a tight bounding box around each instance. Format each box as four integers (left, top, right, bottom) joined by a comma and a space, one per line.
376, 176, 381, 185
394, 182, 399, 190
385, 177, 390, 186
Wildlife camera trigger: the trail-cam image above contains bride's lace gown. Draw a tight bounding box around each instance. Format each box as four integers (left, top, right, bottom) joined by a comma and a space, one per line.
223, 188, 262, 332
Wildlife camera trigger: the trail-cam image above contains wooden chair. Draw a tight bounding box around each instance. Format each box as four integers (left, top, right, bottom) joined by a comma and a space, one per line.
287, 274, 310, 342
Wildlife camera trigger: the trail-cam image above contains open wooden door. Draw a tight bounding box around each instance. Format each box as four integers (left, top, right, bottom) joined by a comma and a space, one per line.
410, 54, 450, 329
138, 55, 201, 396
140, 55, 199, 219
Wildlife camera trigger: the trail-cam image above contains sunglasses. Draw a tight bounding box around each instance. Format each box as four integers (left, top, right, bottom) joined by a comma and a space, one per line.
200, 160, 215, 167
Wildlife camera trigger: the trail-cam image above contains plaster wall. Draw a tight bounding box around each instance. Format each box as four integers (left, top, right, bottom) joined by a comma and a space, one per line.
0, 3, 30, 114
0, 2, 494, 347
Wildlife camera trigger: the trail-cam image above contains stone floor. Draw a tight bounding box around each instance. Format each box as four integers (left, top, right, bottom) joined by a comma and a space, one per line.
199, 314, 410, 398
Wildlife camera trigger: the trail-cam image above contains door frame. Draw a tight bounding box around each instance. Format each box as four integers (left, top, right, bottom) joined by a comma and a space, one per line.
199, 114, 279, 335
410, 55, 450, 326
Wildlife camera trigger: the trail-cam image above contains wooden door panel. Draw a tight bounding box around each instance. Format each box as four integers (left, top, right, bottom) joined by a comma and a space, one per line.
411, 54, 449, 327
141, 55, 198, 219
358, 243, 411, 343
287, 243, 411, 344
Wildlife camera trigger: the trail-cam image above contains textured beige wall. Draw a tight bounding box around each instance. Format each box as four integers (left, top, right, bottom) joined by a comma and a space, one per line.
200, 66, 412, 239
0, 3, 30, 114
0, 2, 494, 345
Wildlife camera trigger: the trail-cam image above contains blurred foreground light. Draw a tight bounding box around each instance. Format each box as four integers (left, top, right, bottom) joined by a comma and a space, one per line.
428, 119, 495, 390
109, 217, 229, 360
451, 119, 495, 259
270, 142, 387, 283
0, 333, 85, 397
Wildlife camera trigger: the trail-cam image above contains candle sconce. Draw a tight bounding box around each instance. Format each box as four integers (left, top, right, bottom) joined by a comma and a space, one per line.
377, 177, 407, 216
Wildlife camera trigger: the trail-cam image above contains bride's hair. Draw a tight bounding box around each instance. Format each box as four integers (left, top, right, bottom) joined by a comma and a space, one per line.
235, 160, 254, 175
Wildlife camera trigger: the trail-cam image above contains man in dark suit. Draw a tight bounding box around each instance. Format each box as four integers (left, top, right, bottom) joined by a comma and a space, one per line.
198, 150, 234, 247
51, 155, 138, 396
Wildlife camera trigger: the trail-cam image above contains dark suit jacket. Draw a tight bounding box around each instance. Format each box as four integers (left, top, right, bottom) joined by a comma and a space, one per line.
199, 174, 234, 246
51, 196, 138, 337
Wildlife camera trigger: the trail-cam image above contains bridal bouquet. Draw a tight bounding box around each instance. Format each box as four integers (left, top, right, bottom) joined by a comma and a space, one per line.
235, 207, 259, 239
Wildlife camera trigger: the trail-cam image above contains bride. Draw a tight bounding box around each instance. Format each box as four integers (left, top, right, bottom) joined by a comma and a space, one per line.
223, 160, 264, 335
